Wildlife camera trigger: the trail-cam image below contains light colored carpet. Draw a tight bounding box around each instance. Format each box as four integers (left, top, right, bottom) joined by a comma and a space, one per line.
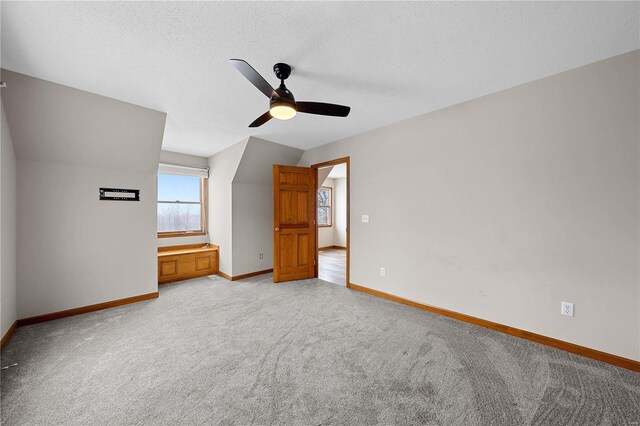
2, 274, 639, 425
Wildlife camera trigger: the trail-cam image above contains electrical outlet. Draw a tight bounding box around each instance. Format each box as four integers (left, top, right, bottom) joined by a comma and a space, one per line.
380, 267, 386, 277
362, 215, 369, 223
259, 253, 263, 259
561, 302, 574, 317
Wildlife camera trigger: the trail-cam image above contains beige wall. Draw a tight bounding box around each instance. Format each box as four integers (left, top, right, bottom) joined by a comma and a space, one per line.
318, 178, 336, 248
318, 176, 347, 249
17, 161, 159, 317
300, 50, 640, 360
1, 99, 17, 337
159, 150, 209, 169
2, 71, 166, 318
231, 182, 276, 275
1, 70, 165, 171
208, 139, 247, 275
333, 177, 347, 248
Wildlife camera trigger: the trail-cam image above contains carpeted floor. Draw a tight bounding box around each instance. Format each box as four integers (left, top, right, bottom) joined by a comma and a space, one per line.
2, 274, 639, 425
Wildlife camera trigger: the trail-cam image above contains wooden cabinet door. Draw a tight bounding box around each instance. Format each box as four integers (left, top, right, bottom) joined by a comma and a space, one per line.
273, 165, 316, 283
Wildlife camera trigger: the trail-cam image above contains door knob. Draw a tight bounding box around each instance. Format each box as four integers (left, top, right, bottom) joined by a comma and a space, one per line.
275, 227, 280, 231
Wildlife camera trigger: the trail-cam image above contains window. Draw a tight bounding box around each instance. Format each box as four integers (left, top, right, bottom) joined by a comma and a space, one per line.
157, 173, 207, 236
318, 187, 332, 227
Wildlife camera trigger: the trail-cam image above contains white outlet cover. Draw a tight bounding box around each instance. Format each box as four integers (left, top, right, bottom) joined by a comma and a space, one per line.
380, 267, 385, 276
561, 302, 574, 317
362, 215, 369, 223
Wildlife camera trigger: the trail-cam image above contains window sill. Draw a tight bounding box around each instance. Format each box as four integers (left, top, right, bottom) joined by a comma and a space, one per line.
318, 225, 333, 228
158, 232, 206, 239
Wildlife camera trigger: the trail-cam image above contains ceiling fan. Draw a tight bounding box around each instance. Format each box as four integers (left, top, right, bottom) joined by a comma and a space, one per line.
230, 59, 351, 127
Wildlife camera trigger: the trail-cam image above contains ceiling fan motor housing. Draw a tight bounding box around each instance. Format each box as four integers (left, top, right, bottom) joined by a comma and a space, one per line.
272, 86, 296, 107
272, 63, 296, 108
273, 63, 292, 80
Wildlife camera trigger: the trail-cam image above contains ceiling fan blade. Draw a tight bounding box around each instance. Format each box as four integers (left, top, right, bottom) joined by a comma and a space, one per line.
249, 111, 272, 128
230, 59, 275, 98
296, 102, 351, 117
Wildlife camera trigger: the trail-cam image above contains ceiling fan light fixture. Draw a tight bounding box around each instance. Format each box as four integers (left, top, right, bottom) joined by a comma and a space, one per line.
270, 103, 296, 120
230, 59, 350, 127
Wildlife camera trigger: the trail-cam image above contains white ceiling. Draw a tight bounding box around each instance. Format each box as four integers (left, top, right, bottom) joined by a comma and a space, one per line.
2, 2, 638, 157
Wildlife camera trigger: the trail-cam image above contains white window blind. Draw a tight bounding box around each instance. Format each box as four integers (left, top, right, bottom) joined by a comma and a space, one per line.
158, 163, 209, 178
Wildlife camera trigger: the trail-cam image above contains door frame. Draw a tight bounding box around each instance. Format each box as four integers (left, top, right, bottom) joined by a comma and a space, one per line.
311, 157, 350, 287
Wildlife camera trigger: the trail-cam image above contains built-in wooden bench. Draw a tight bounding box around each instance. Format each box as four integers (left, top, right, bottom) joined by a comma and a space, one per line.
158, 243, 219, 284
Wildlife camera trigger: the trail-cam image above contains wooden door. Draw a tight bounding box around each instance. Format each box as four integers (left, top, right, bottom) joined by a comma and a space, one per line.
273, 165, 316, 283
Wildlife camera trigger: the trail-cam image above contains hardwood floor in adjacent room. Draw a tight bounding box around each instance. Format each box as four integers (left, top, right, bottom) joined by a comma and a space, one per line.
318, 248, 346, 286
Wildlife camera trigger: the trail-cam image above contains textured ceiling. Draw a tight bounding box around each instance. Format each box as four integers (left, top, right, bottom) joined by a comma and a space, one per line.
2, 2, 638, 157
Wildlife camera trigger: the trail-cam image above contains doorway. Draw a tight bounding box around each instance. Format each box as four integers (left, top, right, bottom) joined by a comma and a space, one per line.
311, 158, 350, 286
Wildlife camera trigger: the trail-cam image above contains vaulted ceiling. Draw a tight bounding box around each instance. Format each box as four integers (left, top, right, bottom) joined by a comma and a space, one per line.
2, 1, 638, 157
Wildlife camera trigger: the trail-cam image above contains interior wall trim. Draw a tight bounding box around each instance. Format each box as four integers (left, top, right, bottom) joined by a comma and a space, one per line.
218, 271, 233, 280
348, 282, 640, 372
1, 321, 18, 349
158, 231, 206, 239
16, 292, 159, 327
218, 269, 273, 281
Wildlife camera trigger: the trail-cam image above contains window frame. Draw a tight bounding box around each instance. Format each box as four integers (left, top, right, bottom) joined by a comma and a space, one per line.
317, 186, 333, 228
157, 175, 208, 238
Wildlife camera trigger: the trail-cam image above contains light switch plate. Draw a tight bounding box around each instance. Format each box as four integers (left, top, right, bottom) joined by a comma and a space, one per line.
362, 215, 369, 223
561, 302, 574, 317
